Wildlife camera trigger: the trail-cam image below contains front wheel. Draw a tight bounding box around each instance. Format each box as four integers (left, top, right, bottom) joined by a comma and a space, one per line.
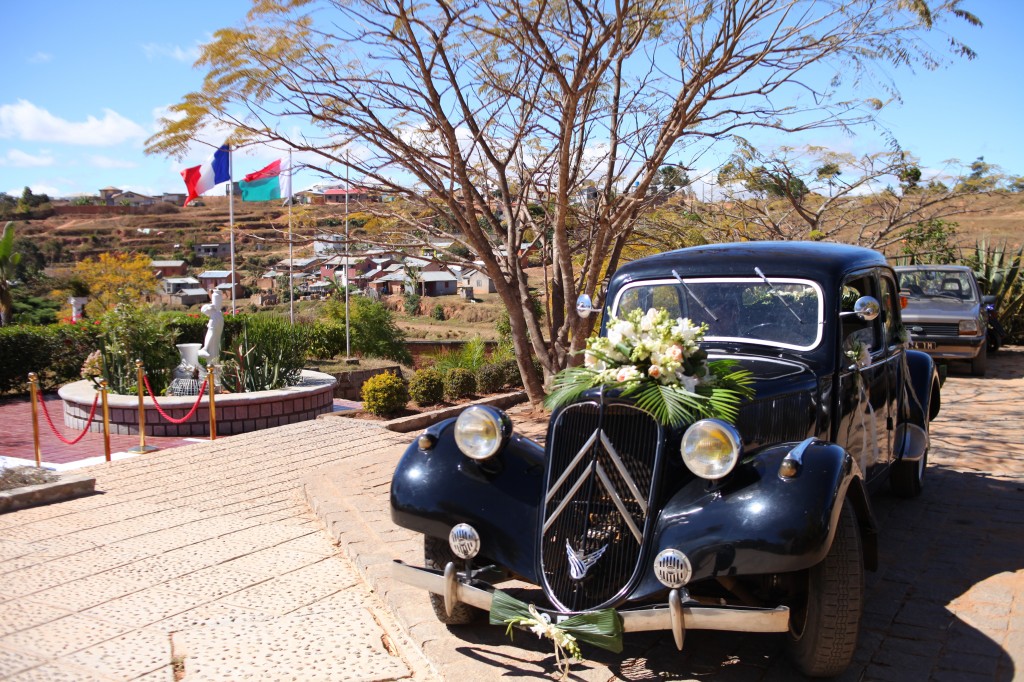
786, 501, 863, 678
971, 343, 987, 376
424, 536, 483, 625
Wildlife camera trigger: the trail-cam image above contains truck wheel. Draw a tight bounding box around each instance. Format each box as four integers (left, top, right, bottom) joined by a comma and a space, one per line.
786, 501, 863, 678
424, 536, 482, 625
971, 344, 987, 376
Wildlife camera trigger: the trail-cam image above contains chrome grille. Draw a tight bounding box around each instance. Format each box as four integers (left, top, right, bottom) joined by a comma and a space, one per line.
540, 402, 662, 612
910, 322, 959, 337
736, 393, 815, 450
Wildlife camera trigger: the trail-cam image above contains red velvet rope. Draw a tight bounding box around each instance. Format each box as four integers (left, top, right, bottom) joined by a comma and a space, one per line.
142, 374, 209, 424
37, 391, 100, 445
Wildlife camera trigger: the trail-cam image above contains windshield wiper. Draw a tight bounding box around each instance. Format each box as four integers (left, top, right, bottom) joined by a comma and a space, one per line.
754, 266, 802, 323
672, 269, 717, 322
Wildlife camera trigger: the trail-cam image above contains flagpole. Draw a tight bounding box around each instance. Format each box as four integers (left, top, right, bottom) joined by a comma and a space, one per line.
228, 145, 237, 315
345, 149, 350, 359
288, 149, 294, 326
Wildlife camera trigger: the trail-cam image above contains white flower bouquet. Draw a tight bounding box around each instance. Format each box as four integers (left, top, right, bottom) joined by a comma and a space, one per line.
546, 307, 754, 427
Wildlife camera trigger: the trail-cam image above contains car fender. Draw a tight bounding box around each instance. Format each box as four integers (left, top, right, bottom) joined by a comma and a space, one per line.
904, 349, 940, 422
632, 441, 872, 601
390, 418, 546, 583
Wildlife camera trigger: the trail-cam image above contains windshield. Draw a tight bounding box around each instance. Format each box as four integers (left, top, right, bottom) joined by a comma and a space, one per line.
897, 269, 977, 302
612, 277, 823, 350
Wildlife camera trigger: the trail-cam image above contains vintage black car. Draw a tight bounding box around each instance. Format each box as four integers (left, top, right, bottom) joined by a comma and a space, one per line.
390, 242, 941, 677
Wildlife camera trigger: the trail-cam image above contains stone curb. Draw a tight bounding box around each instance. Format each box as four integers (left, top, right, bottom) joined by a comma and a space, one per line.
0, 473, 96, 514
318, 390, 528, 433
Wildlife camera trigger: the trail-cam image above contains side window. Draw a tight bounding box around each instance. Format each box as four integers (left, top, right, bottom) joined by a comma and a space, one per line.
841, 273, 880, 353
880, 275, 898, 347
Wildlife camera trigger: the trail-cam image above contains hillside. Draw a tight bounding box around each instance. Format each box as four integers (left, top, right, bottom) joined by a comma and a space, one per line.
12, 192, 1023, 277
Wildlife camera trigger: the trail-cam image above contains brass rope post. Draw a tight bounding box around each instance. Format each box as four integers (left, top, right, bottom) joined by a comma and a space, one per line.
28, 372, 41, 467
128, 360, 157, 454
100, 379, 111, 462
208, 364, 217, 441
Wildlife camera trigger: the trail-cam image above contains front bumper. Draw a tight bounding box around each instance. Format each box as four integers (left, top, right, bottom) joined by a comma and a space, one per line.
392, 561, 790, 649
908, 336, 983, 361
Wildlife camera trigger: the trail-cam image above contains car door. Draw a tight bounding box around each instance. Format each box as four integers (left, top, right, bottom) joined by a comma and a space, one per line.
836, 270, 891, 486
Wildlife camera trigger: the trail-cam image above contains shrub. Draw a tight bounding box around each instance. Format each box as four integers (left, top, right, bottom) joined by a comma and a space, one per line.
221, 315, 310, 392
430, 304, 446, 321
325, 297, 412, 364
408, 368, 444, 406
97, 306, 181, 395
444, 368, 476, 400
308, 322, 348, 360
403, 293, 421, 315
499, 358, 524, 388
476, 362, 506, 394
430, 336, 487, 374
362, 371, 409, 417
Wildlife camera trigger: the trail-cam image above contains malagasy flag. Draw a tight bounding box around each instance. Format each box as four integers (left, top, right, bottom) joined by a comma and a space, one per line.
181, 144, 230, 206
239, 158, 292, 203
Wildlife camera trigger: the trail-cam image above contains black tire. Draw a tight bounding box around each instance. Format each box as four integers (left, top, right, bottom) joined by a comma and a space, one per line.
424, 535, 483, 625
971, 344, 987, 376
786, 501, 863, 678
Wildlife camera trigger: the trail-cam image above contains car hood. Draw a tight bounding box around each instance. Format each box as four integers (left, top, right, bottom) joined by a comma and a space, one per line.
901, 297, 980, 322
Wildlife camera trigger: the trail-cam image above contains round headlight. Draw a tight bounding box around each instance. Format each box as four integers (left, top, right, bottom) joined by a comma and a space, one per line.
681, 419, 741, 480
454, 406, 506, 460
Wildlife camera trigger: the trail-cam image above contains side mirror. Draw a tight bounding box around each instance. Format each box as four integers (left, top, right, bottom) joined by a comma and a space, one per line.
576, 294, 601, 319
853, 296, 880, 321
982, 295, 996, 306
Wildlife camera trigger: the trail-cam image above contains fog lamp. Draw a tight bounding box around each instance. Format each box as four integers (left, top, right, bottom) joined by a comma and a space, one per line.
448, 523, 481, 560
653, 549, 692, 588
681, 419, 742, 480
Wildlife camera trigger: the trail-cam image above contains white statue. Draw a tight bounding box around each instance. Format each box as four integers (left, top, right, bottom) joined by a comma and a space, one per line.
198, 289, 224, 369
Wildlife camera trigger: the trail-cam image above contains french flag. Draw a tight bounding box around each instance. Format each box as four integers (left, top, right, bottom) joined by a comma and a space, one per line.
181, 144, 230, 205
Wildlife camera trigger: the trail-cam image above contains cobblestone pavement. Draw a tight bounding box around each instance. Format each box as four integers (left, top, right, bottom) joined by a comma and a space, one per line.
0, 420, 434, 681
0, 348, 1021, 681
307, 348, 1024, 681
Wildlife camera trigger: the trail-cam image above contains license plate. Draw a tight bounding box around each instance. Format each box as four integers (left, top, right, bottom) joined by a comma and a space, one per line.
908, 341, 936, 350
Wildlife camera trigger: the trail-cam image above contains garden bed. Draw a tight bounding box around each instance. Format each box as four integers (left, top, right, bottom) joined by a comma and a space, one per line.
0, 468, 96, 513
320, 390, 528, 433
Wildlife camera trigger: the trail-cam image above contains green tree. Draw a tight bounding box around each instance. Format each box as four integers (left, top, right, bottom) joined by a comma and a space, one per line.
710, 143, 991, 249
0, 222, 23, 326
147, 0, 980, 403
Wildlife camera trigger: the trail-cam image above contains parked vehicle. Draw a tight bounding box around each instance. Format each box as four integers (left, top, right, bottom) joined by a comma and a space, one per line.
391, 242, 941, 678
893, 265, 989, 376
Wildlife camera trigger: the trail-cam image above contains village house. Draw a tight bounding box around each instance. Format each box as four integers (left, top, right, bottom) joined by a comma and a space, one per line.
194, 243, 231, 259
197, 270, 242, 299
150, 260, 188, 278
161, 276, 201, 295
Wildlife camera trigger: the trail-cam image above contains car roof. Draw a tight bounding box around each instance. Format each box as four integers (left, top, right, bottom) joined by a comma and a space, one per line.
610, 241, 887, 286
893, 264, 974, 273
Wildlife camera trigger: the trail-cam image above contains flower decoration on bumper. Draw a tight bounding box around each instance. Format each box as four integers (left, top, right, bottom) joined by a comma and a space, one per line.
545, 307, 755, 427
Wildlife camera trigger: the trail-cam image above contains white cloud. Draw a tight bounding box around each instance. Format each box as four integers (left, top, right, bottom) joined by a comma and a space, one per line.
5, 183, 61, 197
1, 149, 55, 167
28, 52, 53, 64
142, 43, 201, 63
0, 100, 147, 146
90, 155, 138, 169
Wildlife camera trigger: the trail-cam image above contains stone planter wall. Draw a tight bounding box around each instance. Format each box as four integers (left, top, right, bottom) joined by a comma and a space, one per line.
328, 366, 403, 401
58, 370, 337, 437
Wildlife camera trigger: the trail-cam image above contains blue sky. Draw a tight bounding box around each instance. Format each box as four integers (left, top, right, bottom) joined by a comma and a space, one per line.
1, 0, 1018, 200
